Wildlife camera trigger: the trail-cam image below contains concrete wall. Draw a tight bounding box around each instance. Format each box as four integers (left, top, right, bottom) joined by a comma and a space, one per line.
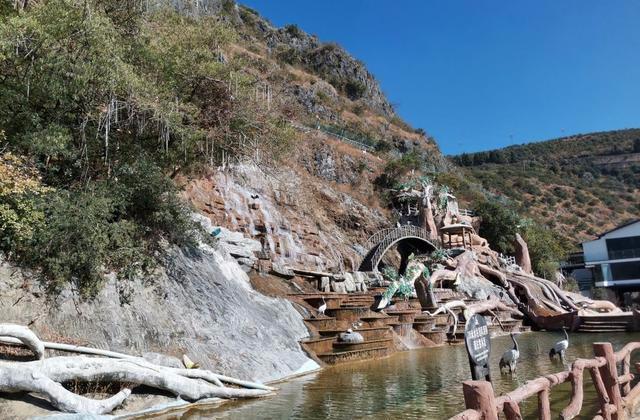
582, 221, 640, 263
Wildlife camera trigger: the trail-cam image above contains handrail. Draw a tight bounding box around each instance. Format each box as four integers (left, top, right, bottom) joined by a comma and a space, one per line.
449, 341, 640, 420
289, 121, 376, 152
358, 225, 436, 271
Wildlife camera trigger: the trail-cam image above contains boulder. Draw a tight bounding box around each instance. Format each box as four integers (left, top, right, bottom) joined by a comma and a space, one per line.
342, 273, 356, 293
331, 280, 347, 294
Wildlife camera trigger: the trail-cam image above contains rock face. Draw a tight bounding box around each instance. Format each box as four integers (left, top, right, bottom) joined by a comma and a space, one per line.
247, 14, 394, 116
0, 244, 316, 383
185, 163, 388, 272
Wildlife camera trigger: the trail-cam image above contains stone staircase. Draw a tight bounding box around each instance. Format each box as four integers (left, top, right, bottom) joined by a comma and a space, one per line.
293, 289, 528, 365
298, 292, 396, 365
577, 314, 633, 333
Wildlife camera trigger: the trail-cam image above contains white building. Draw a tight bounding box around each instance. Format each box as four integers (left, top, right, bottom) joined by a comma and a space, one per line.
582, 220, 640, 289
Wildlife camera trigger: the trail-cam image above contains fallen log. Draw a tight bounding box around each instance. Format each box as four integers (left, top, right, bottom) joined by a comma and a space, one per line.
0, 356, 270, 414
466, 298, 523, 318
0, 334, 275, 391
0, 324, 44, 360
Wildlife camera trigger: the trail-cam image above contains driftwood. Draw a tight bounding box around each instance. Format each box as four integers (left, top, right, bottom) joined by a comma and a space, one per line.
423, 300, 468, 335
466, 298, 523, 318
0, 336, 273, 391
0, 324, 274, 414
579, 299, 622, 314
0, 357, 269, 414
0, 324, 44, 360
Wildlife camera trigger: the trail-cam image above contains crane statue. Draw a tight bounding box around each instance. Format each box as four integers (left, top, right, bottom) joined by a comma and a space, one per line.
499, 332, 520, 373
549, 328, 569, 361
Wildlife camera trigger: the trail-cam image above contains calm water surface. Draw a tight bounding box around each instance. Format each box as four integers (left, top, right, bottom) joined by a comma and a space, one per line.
171, 332, 640, 419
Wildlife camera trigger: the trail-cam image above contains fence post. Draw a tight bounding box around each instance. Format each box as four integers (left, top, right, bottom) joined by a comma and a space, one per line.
594, 342, 625, 420
538, 388, 551, 420
462, 381, 498, 420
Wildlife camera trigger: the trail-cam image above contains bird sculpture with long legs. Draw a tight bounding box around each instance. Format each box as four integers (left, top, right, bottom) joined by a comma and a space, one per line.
499, 332, 520, 373
549, 328, 569, 362
316, 296, 327, 318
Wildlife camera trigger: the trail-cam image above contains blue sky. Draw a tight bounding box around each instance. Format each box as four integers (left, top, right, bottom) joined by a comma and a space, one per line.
241, 1, 640, 155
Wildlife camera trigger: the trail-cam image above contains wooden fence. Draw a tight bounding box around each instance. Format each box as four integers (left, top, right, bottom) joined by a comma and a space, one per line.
450, 342, 640, 420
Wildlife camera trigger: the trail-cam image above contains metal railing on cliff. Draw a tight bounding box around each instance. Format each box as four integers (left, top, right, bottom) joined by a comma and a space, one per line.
449, 341, 640, 420
289, 121, 376, 152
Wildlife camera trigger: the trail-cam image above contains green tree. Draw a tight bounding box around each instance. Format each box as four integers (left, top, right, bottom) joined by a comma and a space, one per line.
475, 199, 520, 254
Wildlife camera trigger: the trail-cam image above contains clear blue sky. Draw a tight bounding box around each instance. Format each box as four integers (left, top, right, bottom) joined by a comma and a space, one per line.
241, 0, 640, 155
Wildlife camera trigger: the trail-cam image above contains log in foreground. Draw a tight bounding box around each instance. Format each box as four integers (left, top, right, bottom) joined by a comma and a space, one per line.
0, 324, 273, 415
0, 356, 271, 414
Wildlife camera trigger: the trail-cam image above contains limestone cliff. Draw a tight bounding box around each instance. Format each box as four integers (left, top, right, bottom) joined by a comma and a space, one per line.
0, 243, 316, 383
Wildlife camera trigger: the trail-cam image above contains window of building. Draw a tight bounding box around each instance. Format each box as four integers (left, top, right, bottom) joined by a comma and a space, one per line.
610, 262, 640, 281
606, 236, 640, 260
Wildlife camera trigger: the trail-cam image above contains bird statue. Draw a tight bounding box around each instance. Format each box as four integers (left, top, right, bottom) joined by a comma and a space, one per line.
499, 333, 520, 373
316, 296, 327, 318
549, 328, 569, 361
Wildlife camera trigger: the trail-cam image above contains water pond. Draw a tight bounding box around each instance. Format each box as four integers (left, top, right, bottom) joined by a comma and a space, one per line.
166, 332, 640, 419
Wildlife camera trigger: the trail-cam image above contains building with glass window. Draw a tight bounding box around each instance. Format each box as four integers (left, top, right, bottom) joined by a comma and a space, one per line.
582, 220, 640, 290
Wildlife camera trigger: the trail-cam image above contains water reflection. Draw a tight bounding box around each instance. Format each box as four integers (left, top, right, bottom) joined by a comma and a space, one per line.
168, 332, 640, 419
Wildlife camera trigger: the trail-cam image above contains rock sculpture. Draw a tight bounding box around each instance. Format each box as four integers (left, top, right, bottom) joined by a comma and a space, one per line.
514, 233, 532, 274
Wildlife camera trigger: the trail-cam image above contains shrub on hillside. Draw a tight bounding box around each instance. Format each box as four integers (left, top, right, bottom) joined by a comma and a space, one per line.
344, 79, 367, 100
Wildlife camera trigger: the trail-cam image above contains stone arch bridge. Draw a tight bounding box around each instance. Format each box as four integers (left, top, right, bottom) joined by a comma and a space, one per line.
358, 226, 437, 273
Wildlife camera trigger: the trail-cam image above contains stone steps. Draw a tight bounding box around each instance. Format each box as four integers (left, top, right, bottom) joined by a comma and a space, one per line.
317, 346, 391, 364
360, 315, 399, 328
384, 309, 420, 323
413, 320, 436, 333
318, 326, 391, 340
303, 317, 337, 330
420, 329, 448, 345
333, 338, 393, 352
300, 336, 335, 354
578, 327, 628, 333
326, 306, 373, 322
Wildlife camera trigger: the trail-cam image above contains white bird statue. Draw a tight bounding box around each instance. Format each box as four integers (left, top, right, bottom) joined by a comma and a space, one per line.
549, 328, 569, 361
316, 296, 327, 318
499, 333, 520, 373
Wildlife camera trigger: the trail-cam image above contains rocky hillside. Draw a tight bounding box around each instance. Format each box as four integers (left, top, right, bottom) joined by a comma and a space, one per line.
0, 0, 450, 395
452, 129, 640, 246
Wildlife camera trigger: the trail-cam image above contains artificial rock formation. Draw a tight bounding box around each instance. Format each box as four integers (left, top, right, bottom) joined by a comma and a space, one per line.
514, 233, 532, 274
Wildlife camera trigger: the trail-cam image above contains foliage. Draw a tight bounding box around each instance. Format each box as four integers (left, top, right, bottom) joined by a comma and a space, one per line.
343, 79, 367, 100
0, 1, 292, 297
376, 151, 423, 188
452, 129, 640, 244
474, 199, 521, 254
0, 153, 50, 255
381, 266, 399, 282
520, 219, 568, 279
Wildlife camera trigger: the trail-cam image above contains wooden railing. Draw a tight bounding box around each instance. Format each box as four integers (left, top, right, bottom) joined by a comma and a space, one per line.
450, 342, 640, 420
